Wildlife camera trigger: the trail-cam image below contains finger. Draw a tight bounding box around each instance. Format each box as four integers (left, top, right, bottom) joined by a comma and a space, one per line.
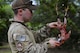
47, 22, 58, 28
55, 44, 60, 47
55, 41, 60, 44
54, 42, 61, 47
52, 22, 58, 27
60, 29, 66, 36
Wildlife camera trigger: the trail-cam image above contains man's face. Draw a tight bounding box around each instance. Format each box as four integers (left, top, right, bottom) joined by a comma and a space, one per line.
22, 8, 33, 22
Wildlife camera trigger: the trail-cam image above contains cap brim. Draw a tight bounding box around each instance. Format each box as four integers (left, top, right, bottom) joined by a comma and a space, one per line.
30, 5, 38, 10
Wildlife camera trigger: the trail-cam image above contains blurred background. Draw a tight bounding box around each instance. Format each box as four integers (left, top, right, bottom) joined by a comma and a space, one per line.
0, 0, 80, 53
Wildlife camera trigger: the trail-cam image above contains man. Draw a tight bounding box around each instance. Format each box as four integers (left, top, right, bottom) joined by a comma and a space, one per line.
8, 0, 71, 53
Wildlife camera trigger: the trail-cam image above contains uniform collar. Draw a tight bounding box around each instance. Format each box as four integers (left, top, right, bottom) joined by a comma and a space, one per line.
11, 21, 27, 27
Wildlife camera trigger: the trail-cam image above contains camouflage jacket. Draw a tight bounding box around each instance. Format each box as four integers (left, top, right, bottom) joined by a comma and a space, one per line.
8, 21, 53, 53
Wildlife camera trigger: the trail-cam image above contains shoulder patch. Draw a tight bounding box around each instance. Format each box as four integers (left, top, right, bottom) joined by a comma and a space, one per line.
13, 34, 26, 41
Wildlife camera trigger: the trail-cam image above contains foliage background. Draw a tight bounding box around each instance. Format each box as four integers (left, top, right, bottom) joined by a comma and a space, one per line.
0, 0, 80, 51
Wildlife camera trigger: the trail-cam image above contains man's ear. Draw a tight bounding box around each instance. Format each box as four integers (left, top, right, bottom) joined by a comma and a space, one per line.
18, 9, 23, 16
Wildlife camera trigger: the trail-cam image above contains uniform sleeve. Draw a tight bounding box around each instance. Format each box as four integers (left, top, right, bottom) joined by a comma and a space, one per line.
37, 25, 51, 37
32, 25, 51, 43
12, 26, 49, 53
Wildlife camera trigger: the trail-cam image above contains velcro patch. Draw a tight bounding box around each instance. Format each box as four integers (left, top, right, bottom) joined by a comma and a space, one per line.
13, 34, 26, 41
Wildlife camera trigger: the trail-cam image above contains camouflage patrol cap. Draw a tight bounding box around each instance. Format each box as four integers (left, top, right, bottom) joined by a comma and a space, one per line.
12, 0, 37, 10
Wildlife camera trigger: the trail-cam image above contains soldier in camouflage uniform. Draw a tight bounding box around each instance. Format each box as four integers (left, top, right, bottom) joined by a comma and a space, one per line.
8, 0, 71, 53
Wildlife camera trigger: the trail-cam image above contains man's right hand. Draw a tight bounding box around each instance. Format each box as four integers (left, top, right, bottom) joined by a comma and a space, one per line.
46, 18, 63, 29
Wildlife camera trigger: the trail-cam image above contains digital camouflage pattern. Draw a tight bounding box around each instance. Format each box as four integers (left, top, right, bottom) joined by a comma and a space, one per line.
8, 22, 52, 53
